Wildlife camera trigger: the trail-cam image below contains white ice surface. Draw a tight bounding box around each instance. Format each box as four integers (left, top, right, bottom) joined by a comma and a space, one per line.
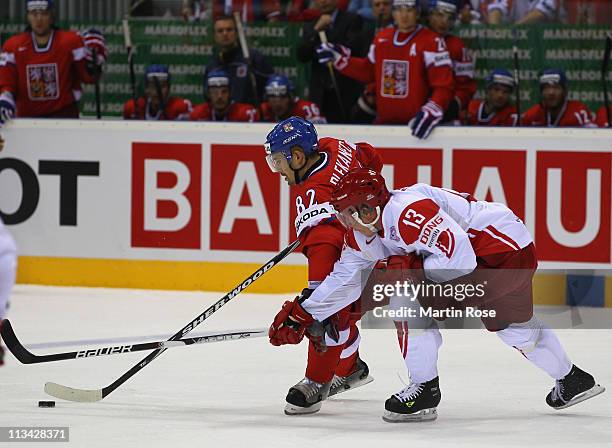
1, 285, 610, 448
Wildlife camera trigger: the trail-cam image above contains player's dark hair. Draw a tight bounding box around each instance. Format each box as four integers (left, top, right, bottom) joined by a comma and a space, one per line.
213, 15, 237, 27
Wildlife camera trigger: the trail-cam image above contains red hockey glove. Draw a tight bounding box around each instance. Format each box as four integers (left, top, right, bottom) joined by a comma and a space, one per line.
269, 297, 315, 347
386, 254, 425, 282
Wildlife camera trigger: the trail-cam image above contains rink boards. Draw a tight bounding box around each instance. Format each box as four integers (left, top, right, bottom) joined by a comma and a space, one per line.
0, 120, 611, 306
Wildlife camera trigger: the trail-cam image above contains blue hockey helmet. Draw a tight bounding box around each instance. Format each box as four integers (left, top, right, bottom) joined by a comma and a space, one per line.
485, 68, 515, 90
264, 117, 319, 173
205, 68, 230, 91
265, 75, 295, 98
392, 0, 419, 10
145, 64, 171, 83
27, 0, 54, 11
427, 0, 459, 15
539, 68, 568, 90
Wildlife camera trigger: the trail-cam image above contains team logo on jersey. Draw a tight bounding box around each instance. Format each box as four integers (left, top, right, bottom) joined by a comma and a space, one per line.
26, 63, 59, 101
435, 228, 455, 258
389, 226, 400, 242
237, 65, 247, 77
381, 59, 409, 98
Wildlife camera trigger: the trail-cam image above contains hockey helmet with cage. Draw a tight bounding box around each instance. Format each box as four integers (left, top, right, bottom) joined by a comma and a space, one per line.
264, 116, 318, 174
330, 168, 390, 232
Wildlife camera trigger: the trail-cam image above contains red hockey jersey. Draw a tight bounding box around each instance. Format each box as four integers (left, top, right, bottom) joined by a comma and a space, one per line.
522, 100, 596, 127
292, 138, 382, 283
445, 34, 476, 111
466, 99, 517, 126
261, 98, 326, 123
0, 30, 95, 118
123, 96, 192, 120
595, 105, 611, 128
190, 102, 259, 122
336, 25, 454, 124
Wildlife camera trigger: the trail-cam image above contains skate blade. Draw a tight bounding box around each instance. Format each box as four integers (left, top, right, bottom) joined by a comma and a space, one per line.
553, 384, 605, 410
382, 407, 438, 423
284, 401, 323, 416
329, 375, 374, 397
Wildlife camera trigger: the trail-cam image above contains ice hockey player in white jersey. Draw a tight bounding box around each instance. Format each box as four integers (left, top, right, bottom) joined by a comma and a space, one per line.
0, 217, 17, 366
267, 168, 605, 422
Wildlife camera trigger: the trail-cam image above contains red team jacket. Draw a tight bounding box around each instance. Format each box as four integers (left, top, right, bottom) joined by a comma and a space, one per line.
335, 25, 454, 124
0, 30, 96, 117
123, 96, 192, 120
445, 34, 476, 110
261, 99, 326, 123
465, 99, 518, 126
190, 102, 259, 121
293, 138, 382, 283
522, 100, 596, 127
595, 105, 611, 128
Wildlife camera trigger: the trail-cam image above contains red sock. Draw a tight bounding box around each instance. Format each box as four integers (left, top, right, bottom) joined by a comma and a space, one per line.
305, 340, 343, 383
335, 350, 359, 377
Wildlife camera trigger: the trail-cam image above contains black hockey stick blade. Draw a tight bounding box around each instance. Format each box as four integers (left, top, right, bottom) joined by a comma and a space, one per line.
1, 319, 34, 364
44, 239, 300, 402
2, 318, 265, 365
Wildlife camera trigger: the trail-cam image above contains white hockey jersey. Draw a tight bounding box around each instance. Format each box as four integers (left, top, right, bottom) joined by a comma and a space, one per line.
301, 183, 533, 321
0, 218, 17, 257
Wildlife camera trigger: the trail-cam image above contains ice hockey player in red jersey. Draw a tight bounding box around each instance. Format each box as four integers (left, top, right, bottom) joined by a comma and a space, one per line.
425, 0, 476, 122
595, 105, 611, 128
269, 167, 605, 421
261, 75, 326, 124
0, 0, 107, 122
190, 69, 259, 122
466, 68, 518, 126
522, 68, 596, 127
266, 117, 382, 415
315, 0, 454, 138
123, 64, 192, 120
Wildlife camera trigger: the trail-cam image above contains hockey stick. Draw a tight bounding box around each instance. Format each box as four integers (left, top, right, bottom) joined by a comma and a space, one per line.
233, 12, 262, 115
122, 18, 139, 118
511, 28, 521, 126
153, 77, 167, 120
318, 31, 347, 122
92, 47, 102, 119
44, 239, 300, 402
1, 319, 265, 364
602, 34, 611, 128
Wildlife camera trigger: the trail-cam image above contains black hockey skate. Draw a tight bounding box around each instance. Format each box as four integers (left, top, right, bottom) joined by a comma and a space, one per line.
285, 377, 331, 415
546, 365, 605, 410
383, 377, 441, 422
329, 357, 374, 397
